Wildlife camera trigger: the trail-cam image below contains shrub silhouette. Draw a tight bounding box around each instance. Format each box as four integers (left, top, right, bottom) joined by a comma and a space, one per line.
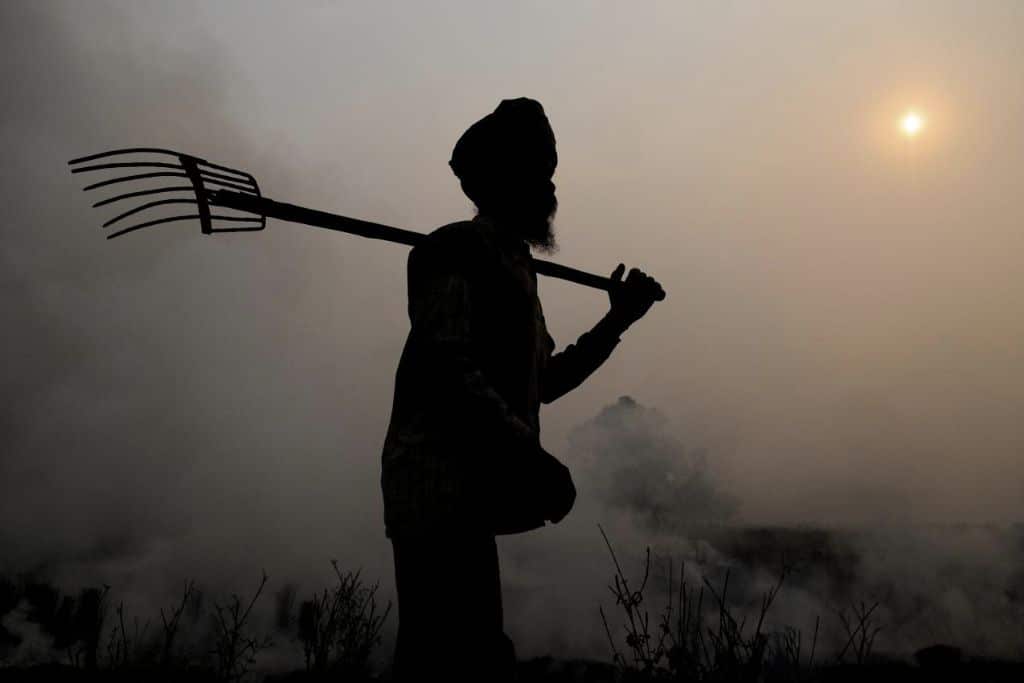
209, 570, 273, 683
1, 563, 392, 680
598, 525, 799, 682
21, 579, 111, 669
293, 560, 391, 677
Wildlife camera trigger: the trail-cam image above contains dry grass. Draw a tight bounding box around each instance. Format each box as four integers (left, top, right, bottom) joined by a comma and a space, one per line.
0, 561, 390, 682
598, 524, 826, 682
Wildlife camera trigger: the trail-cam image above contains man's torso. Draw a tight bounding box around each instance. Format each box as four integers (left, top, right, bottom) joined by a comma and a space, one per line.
380, 217, 554, 538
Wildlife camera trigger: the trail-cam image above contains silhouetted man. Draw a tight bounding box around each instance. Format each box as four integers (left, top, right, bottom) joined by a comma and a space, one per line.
381, 98, 664, 681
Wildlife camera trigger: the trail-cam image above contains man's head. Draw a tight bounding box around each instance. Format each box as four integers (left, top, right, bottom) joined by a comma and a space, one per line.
449, 98, 558, 252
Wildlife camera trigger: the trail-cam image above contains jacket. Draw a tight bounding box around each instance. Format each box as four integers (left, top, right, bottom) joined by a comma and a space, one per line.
380, 216, 621, 538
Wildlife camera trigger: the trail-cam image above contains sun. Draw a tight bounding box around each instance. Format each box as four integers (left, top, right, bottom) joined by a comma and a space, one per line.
901, 111, 924, 137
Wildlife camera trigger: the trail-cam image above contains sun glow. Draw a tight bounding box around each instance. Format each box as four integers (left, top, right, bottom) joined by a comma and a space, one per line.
901, 111, 924, 137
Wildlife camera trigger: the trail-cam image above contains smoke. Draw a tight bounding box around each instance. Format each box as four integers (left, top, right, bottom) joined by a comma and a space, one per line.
503, 397, 1024, 662
3, 0, 1024, 673
0, 1, 399, 666
498, 395, 737, 661
568, 395, 737, 532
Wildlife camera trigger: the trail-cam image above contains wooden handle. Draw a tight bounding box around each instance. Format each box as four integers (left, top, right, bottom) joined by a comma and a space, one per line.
211, 190, 622, 294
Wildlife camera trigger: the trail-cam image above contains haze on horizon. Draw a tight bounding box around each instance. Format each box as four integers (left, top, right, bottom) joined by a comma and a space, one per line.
2, 0, 1023, 663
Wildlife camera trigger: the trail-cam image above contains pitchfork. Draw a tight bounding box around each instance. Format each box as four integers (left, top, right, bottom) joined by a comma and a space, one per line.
68, 147, 664, 298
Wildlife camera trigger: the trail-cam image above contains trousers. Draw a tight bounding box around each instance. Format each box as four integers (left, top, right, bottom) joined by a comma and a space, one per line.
390, 531, 517, 682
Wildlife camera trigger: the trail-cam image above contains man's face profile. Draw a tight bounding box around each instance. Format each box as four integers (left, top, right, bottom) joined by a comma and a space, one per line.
451, 98, 560, 252
502, 173, 558, 253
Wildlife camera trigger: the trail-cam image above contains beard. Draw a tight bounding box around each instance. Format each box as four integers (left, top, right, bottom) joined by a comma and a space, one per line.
474, 186, 558, 253
516, 192, 558, 254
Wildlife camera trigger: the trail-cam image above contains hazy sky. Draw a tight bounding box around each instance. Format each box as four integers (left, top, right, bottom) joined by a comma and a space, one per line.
3, 0, 1023, 664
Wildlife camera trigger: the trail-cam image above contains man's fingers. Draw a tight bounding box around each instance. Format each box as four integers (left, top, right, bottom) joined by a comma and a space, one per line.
645, 276, 665, 302
614, 265, 667, 302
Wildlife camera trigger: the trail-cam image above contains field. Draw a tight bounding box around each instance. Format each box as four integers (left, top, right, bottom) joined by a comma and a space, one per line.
2, 525, 1023, 681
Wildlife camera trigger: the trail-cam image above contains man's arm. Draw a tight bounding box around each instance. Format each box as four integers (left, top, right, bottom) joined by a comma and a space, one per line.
540, 263, 665, 404
540, 312, 625, 404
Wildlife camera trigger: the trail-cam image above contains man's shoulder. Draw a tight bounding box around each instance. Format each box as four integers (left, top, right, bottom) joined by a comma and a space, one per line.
411, 220, 498, 266
424, 220, 493, 248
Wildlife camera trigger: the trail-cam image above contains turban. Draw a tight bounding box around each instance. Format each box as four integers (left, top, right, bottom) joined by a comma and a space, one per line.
449, 98, 557, 189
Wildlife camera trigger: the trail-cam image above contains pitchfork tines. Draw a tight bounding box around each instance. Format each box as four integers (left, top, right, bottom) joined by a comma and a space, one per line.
68, 148, 266, 239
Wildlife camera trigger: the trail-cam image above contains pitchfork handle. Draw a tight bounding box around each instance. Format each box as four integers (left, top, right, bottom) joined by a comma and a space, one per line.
211, 190, 624, 295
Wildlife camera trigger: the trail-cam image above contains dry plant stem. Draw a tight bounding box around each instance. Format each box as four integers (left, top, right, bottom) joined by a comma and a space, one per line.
661, 556, 709, 679
770, 614, 819, 683
105, 601, 149, 669
835, 600, 881, 665
598, 524, 660, 674
210, 569, 272, 683
160, 579, 196, 667
809, 614, 820, 671
297, 560, 392, 675
600, 524, 801, 682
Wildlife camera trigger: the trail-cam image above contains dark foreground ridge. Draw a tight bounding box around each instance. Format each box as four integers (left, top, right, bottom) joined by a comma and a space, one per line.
2, 651, 1024, 682
3, 524, 1023, 683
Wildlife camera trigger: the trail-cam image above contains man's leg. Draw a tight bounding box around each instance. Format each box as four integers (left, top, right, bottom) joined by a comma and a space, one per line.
391, 531, 516, 681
